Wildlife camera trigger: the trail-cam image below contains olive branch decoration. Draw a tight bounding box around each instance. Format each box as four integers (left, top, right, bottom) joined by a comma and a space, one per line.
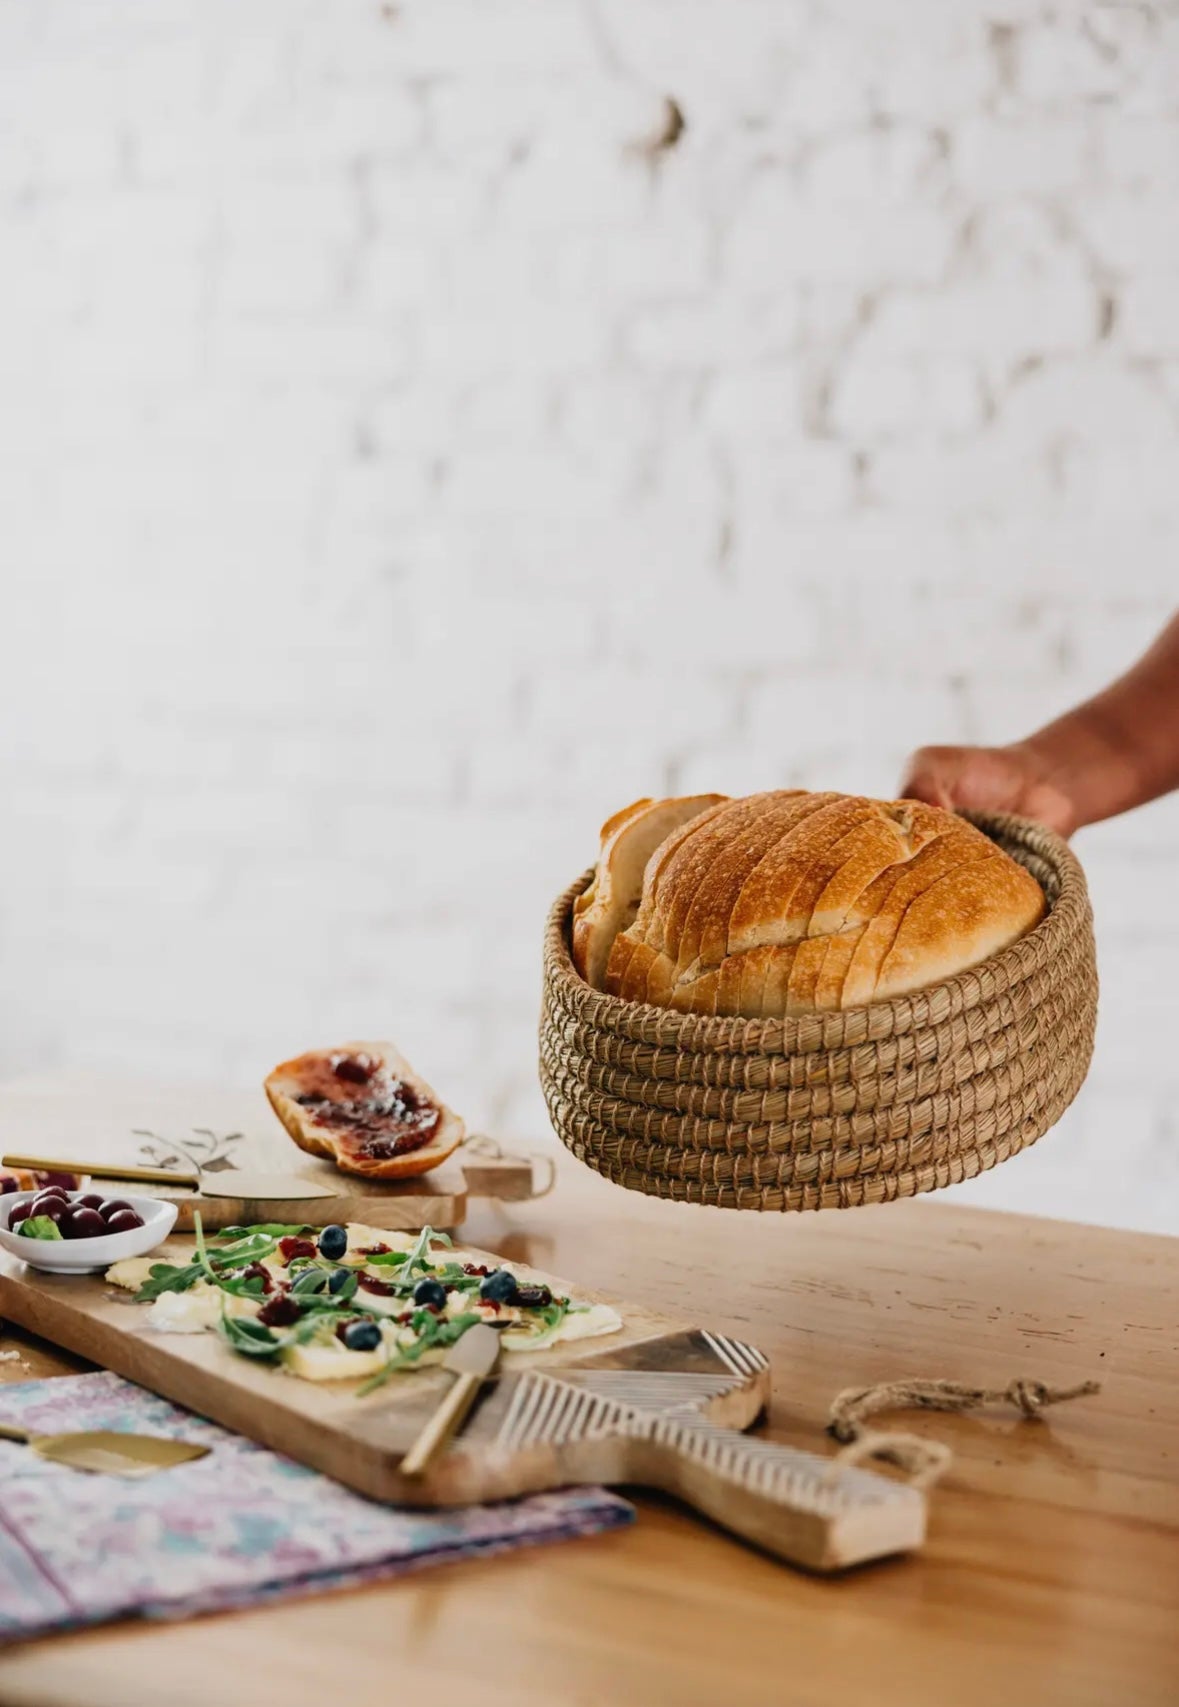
132, 1127, 246, 1175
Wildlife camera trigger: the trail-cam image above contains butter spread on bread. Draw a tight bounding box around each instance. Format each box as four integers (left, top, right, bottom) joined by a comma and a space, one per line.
577, 790, 1045, 1017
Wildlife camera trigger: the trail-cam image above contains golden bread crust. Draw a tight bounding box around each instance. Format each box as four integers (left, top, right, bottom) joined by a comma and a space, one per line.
584, 791, 1045, 1016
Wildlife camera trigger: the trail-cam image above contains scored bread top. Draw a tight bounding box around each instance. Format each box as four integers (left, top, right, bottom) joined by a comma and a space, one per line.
580, 790, 1045, 1017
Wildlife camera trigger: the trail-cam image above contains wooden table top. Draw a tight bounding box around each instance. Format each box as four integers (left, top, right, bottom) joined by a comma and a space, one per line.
1, 1156, 1176, 1707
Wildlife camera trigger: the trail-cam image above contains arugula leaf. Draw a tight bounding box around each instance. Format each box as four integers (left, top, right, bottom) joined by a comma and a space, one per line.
134, 1259, 206, 1302
356, 1311, 481, 1397
214, 1224, 315, 1241
327, 1269, 358, 1305
217, 1310, 282, 1359
215, 1274, 268, 1299
401, 1225, 451, 1277
17, 1215, 64, 1242
192, 1211, 217, 1283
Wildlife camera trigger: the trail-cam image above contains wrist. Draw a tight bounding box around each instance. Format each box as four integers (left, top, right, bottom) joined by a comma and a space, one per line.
1014, 707, 1142, 832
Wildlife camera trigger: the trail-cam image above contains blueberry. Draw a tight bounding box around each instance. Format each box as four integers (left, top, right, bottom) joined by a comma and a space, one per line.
413, 1277, 447, 1309
328, 1266, 353, 1294
318, 1224, 348, 1260
479, 1269, 518, 1305
343, 1319, 382, 1352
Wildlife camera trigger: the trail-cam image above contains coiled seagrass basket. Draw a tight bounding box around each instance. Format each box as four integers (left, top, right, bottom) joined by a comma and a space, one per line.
539, 812, 1098, 1210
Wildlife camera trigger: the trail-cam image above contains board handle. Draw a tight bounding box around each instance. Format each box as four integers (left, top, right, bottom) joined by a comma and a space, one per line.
633, 1415, 928, 1572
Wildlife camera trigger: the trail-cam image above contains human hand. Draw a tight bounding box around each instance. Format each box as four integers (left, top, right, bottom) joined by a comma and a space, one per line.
899, 742, 1080, 837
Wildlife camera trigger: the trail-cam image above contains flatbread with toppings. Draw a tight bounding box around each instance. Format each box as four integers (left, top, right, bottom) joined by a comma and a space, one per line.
106, 1220, 621, 1392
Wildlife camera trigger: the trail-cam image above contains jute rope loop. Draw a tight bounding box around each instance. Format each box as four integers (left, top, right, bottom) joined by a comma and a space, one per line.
824, 1374, 1102, 1489
539, 812, 1098, 1211
827, 1375, 1103, 1442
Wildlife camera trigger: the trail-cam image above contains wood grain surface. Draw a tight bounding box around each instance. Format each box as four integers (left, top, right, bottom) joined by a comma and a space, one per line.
1, 1146, 1176, 1707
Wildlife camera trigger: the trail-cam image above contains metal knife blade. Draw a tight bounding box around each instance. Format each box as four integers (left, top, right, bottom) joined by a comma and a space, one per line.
442, 1321, 503, 1379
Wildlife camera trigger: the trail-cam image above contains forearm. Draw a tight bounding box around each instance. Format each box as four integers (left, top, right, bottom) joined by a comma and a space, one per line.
1017, 612, 1179, 829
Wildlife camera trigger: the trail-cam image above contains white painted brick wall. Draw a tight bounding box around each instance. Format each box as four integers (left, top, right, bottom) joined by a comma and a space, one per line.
1, 0, 1177, 1233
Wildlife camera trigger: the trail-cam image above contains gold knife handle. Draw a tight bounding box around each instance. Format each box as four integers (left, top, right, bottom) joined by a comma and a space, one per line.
0, 1423, 31, 1445
400, 1371, 483, 1478
2, 1154, 200, 1188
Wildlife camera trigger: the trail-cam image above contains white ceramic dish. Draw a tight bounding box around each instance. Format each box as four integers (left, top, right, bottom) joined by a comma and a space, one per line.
0, 1191, 177, 1274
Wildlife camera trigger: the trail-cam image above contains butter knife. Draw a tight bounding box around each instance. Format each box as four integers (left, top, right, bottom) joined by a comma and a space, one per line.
1, 1152, 336, 1201
400, 1323, 502, 1477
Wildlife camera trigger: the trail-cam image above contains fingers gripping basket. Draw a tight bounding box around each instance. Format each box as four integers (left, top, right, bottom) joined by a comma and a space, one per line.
539, 813, 1098, 1210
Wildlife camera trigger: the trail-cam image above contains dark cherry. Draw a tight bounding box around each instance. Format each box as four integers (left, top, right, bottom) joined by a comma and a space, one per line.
0, 1175, 17, 1196
64, 1207, 107, 1240
104, 1209, 144, 1234
78, 1192, 107, 1209
31, 1198, 69, 1224
8, 1201, 34, 1227
31, 1188, 69, 1209
99, 1199, 134, 1221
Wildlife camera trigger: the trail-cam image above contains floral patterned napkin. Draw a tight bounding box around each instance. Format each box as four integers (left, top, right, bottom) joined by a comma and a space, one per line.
0, 1372, 633, 1642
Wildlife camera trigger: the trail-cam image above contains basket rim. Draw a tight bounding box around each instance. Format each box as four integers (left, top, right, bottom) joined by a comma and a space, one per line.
544, 808, 1092, 1054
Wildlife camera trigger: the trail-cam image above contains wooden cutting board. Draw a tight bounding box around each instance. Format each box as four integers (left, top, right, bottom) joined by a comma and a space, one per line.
0, 1233, 926, 1571
0, 1074, 540, 1231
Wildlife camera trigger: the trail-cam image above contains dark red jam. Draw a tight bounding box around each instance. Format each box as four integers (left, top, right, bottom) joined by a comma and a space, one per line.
258, 1294, 302, 1328
288, 1052, 440, 1159
357, 1273, 399, 1297
277, 1237, 318, 1264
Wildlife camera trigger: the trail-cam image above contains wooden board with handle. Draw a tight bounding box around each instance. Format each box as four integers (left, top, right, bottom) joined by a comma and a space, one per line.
0, 1233, 926, 1572
0, 1074, 542, 1231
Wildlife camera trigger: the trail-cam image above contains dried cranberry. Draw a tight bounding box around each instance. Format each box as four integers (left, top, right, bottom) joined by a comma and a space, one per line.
462, 1263, 490, 1277
258, 1294, 303, 1328
357, 1273, 399, 1297
277, 1236, 317, 1264
358, 1243, 391, 1257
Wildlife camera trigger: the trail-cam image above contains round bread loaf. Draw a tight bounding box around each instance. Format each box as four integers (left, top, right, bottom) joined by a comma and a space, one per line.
573, 790, 1047, 1017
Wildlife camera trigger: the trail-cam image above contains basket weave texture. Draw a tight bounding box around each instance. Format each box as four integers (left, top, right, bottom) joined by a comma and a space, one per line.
539, 812, 1098, 1211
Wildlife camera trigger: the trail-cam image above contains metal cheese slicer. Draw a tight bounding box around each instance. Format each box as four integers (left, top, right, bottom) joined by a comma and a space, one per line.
0, 1420, 210, 1477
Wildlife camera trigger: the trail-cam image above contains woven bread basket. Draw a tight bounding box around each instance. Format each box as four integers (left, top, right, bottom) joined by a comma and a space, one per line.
539, 811, 1098, 1210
